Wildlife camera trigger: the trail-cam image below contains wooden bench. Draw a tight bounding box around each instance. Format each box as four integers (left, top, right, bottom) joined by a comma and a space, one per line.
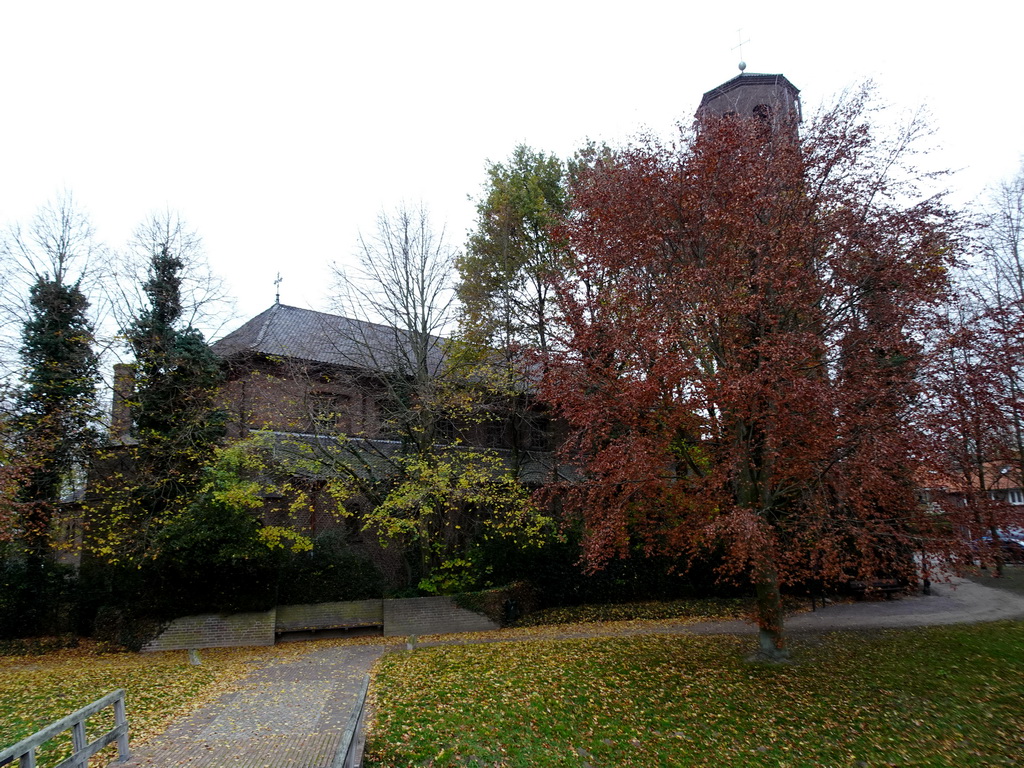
274, 621, 382, 637
848, 579, 904, 599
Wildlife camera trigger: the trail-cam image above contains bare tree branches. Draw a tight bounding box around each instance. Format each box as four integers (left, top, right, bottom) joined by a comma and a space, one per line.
335, 202, 456, 360
0, 192, 107, 373
1, 191, 103, 288
108, 210, 236, 346
978, 164, 1024, 306
329, 202, 458, 450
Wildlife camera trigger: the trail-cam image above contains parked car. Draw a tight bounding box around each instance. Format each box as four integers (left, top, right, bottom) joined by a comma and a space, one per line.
979, 537, 1024, 564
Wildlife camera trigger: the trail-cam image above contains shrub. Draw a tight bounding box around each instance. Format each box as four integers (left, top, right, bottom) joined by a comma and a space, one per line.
277, 529, 384, 604
92, 606, 164, 652
0, 551, 79, 638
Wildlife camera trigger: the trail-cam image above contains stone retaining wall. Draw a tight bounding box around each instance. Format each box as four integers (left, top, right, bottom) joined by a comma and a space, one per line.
142, 596, 498, 651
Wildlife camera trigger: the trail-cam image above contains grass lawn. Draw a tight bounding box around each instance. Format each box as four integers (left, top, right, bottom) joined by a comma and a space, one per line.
0, 642, 325, 767
0, 599, 749, 767
512, 597, 753, 627
367, 621, 1024, 767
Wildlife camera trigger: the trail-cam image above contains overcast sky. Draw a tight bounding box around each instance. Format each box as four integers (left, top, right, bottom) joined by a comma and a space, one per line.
1, 1, 1021, 338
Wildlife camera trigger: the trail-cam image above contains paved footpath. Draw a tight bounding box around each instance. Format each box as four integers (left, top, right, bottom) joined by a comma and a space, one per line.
665, 575, 1024, 637
117, 644, 393, 768
113, 577, 1024, 768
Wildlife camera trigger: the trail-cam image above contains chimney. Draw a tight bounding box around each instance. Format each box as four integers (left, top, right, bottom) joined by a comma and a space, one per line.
110, 363, 135, 440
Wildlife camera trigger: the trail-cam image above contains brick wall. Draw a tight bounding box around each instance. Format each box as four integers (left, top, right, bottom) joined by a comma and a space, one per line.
141, 609, 277, 652
382, 596, 499, 637
218, 360, 384, 439
142, 597, 498, 651
276, 600, 383, 631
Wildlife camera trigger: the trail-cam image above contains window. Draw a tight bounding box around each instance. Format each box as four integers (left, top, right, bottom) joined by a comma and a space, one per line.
309, 391, 351, 434
989, 488, 1024, 505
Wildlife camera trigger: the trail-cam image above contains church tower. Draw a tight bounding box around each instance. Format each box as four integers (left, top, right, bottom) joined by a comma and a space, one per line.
697, 70, 801, 125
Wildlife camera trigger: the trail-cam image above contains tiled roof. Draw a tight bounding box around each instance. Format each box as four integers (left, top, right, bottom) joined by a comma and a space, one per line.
699, 72, 801, 107
211, 304, 448, 375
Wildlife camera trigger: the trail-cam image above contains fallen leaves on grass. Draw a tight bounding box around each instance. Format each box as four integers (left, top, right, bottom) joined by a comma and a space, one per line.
513, 597, 752, 627
417, 597, 760, 646
366, 622, 1024, 767
0, 636, 395, 768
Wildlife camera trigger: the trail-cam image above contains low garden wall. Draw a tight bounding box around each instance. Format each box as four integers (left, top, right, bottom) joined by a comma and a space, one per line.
141, 609, 277, 651
142, 596, 499, 651
276, 599, 383, 632
383, 596, 497, 636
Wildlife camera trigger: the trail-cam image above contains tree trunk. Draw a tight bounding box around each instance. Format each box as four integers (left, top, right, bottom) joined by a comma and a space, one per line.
989, 521, 1006, 578
753, 562, 789, 661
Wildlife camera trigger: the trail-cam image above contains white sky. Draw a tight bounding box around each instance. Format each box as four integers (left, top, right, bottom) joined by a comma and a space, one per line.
1, 1, 1021, 338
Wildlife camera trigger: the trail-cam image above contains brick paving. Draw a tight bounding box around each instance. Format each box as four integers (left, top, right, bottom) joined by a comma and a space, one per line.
116, 644, 393, 768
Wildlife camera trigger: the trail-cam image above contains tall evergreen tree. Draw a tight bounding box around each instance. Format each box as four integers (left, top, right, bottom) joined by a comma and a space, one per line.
16, 276, 98, 551
89, 220, 225, 564
126, 242, 225, 517
457, 147, 571, 477
2, 194, 101, 556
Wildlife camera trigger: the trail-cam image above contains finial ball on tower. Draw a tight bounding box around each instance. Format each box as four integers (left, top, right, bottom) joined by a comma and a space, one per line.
732, 30, 750, 73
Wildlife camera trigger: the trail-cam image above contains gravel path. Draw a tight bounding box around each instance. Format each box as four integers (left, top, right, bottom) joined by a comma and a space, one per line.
415, 575, 1024, 647
784, 576, 1024, 631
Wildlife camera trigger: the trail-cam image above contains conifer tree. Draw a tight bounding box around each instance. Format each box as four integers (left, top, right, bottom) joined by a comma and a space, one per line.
89, 217, 225, 564
458, 147, 571, 476
126, 241, 225, 521
16, 276, 98, 551
2, 194, 101, 553
2, 194, 100, 635
459, 145, 568, 358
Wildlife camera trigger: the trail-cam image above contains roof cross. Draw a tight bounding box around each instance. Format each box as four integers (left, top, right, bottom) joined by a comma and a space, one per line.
732, 29, 750, 72
274, 272, 283, 305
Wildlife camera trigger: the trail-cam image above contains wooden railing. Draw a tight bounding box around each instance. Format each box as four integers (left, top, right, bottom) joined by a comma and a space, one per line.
0, 689, 130, 768
331, 675, 370, 768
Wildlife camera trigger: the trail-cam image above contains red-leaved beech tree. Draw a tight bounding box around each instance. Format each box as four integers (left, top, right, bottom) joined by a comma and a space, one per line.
926, 295, 1024, 576
941, 164, 1024, 572
541, 88, 979, 658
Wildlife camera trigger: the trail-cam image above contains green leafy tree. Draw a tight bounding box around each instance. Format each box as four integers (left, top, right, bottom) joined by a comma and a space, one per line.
459, 145, 568, 357
457, 147, 572, 477
151, 437, 312, 614
332, 449, 549, 593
